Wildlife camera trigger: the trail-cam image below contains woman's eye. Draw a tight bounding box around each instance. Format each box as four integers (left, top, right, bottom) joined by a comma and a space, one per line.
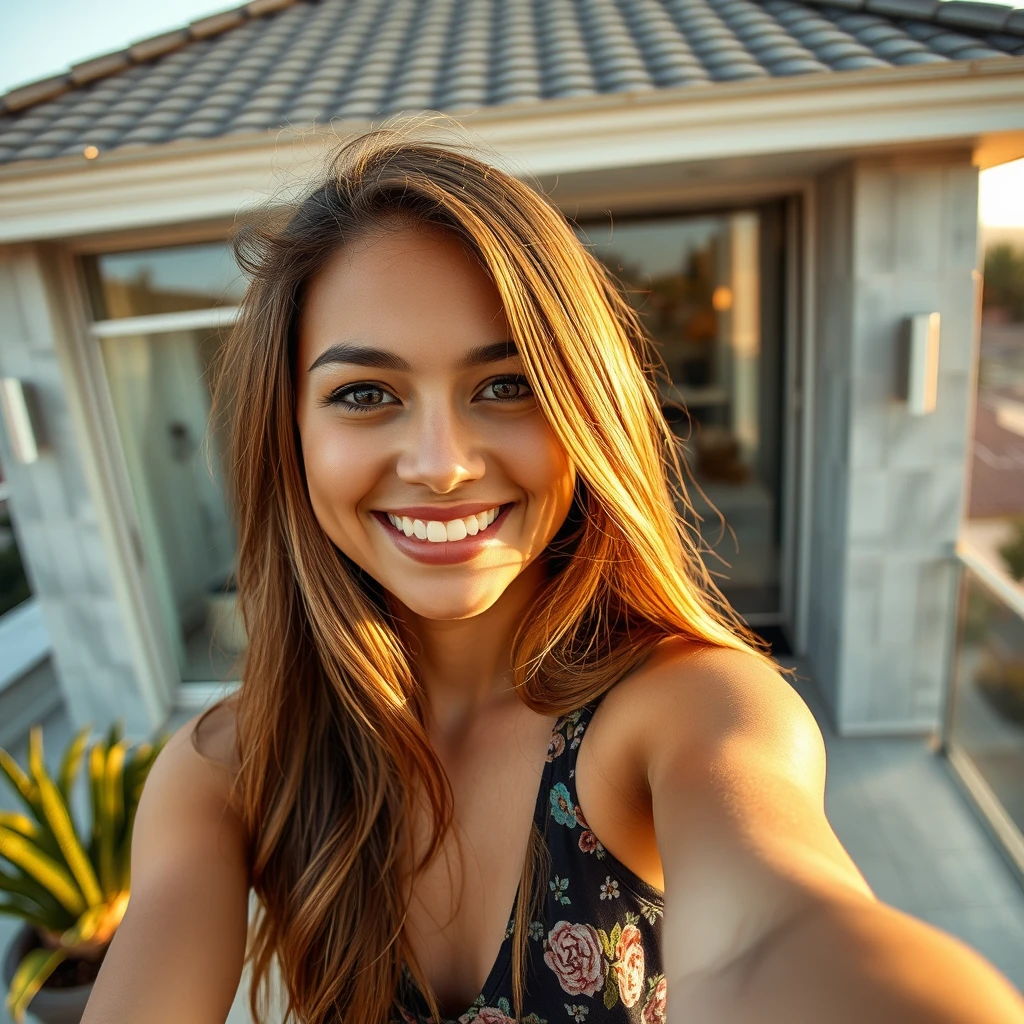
479, 375, 533, 402
326, 383, 398, 411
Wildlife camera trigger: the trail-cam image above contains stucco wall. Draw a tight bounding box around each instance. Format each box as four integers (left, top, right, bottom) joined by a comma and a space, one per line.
808, 154, 979, 734
0, 246, 159, 736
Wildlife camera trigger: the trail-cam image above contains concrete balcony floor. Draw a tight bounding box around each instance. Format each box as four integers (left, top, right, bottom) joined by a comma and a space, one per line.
1, 668, 1022, 1023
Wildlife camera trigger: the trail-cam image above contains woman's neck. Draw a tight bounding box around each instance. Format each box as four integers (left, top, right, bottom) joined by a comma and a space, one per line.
395, 560, 546, 740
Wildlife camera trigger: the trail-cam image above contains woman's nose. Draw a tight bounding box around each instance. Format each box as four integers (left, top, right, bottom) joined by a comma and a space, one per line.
395, 406, 485, 494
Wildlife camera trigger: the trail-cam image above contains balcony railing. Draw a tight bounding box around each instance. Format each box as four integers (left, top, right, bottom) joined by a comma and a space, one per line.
942, 541, 1024, 884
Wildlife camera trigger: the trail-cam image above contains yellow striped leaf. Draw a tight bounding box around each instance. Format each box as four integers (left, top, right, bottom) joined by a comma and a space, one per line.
99, 741, 129, 898
0, 748, 37, 810
5, 945, 67, 1023
36, 766, 103, 909
0, 812, 38, 841
0, 828, 84, 917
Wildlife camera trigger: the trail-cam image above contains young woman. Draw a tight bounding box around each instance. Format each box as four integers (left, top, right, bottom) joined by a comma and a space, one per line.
82, 131, 1024, 1024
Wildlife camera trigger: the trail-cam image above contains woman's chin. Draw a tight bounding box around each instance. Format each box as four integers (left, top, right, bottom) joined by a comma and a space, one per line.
385, 578, 516, 623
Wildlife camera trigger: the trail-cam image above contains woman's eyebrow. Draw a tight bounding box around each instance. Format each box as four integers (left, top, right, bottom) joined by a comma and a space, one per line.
307, 340, 519, 374
456, 340, 519, 369
307, 343, 410, 373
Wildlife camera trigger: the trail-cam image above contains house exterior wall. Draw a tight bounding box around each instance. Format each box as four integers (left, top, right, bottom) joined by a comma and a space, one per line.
0, 246, 161, 736
809, 154, 979, 734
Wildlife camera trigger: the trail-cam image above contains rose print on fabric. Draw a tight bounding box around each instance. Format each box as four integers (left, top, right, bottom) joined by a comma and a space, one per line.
574, 804, 607, 859
547, 732, 566, 761
543, 921, 607, 997
596, 913, 646, 1010
641, 975, 667, 1024
549, 783, 578, 827
613, 924, 645, 1008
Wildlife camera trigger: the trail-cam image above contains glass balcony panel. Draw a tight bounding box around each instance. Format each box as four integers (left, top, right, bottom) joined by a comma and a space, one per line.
947, 561, 1024, 849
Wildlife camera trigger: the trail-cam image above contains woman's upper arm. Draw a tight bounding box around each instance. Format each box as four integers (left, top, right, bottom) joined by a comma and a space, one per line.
643, 644, 873, 980
81, 703, 250, 1024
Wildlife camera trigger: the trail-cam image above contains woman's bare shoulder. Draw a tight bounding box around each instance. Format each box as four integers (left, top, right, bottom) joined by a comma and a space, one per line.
157, 693, 244, 823
597, 636, 819, 758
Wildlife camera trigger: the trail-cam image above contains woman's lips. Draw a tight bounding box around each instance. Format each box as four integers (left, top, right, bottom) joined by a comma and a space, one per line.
372, 503, 514, 565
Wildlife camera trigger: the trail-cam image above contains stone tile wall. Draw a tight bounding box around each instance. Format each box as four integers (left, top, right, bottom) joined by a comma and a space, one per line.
0, 246, 158, 736
809, 155, 979, 734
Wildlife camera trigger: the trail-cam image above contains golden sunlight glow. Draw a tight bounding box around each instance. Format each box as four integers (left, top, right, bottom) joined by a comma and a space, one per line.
980, 157, 1024, 228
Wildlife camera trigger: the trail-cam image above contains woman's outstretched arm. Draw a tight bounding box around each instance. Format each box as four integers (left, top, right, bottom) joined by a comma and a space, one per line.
644, 643, 1024, 1024
80, 706, 249, 1024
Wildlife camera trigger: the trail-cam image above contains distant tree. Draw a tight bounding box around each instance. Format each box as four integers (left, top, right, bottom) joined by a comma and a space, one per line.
984, 243, 1024, 321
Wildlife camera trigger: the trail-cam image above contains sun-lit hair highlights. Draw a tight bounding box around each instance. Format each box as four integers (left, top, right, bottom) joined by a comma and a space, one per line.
200, 124, 776, 1024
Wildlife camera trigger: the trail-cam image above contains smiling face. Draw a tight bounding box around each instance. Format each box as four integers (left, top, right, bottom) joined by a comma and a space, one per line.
294, 219, 577, 622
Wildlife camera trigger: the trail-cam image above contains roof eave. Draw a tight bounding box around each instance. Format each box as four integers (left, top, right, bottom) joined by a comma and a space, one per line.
0, 57, 1021, 243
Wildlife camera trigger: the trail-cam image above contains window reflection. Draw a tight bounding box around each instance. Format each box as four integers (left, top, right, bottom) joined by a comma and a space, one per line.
575, 210, 784, 617
84, 242, 246, 320
100, 326, 241, 681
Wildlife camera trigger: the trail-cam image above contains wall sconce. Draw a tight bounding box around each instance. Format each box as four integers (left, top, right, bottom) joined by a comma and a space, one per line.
906, 313, 940, 417
0, 378, 41, 464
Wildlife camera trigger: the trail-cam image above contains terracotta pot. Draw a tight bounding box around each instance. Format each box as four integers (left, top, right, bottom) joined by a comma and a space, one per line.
2, 924, 99, 1024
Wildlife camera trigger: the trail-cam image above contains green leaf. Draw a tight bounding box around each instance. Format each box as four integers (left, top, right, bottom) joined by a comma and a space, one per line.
105, 720, 123, 751
0, 892, 67, 932
57, 725, 93, 808
99, 740, 129, 898
0, 866, 67, 921
89, 742, 106, 855
117, 804, 138, 892
0, 827, 85, 917
596, 927, 614, 960
603, 967, 619, 1010
0, 894, 52, 927
27, 726, 104, 910
609, 922, 622, 957
5, 944, 67, 1023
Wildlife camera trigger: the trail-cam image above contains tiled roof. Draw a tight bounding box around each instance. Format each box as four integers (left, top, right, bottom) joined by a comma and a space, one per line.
1, 0, 1022, 166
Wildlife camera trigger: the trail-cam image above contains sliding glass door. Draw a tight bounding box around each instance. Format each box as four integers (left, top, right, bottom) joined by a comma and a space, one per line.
575, 204, 788, 628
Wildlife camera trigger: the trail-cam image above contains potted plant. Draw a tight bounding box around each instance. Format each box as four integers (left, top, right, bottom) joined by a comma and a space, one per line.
0, 720, 167, 1022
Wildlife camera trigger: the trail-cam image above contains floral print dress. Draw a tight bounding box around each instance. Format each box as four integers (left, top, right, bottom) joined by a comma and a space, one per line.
394, 698, 666, 1024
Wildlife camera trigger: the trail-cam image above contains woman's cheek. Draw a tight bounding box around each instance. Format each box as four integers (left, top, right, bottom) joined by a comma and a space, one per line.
302, 424, 381, 529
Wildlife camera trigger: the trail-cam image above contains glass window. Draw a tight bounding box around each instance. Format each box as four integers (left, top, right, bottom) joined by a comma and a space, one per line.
0, 478, 31, 617
99, 326, 241, 682
574, 208, 786, 620
84, 242, 246, 320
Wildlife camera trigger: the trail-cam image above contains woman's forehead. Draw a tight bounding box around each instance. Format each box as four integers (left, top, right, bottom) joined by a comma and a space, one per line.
298, 222, 512, 371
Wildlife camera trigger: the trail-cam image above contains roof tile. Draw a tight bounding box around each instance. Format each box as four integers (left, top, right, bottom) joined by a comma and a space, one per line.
935, 0, 1012, 32
0, 0, 1021, 164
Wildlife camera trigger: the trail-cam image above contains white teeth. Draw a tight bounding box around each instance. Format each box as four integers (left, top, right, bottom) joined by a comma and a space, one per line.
384, 506, 503, 542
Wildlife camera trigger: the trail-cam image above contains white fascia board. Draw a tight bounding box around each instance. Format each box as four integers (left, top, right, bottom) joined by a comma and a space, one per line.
0, 58, 1021, 243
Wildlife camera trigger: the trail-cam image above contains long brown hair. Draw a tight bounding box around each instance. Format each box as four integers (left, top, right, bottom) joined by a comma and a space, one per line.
199, 124, 775, 1024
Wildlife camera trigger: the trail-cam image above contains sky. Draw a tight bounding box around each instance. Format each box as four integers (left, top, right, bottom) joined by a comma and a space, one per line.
0, 0, 1022, 227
